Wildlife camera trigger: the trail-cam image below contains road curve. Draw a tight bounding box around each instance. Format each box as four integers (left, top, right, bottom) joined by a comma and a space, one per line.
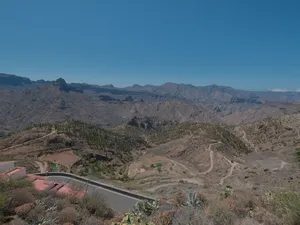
35, 172, 154, 213
199, 142, 221, 175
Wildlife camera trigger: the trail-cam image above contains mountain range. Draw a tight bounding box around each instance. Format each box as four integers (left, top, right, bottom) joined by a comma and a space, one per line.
1, 73, 300, 136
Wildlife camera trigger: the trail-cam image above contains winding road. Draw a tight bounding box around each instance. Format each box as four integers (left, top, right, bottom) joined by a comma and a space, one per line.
36, 172, 154, 213
219, 161, 239, 185
199, 142, 221, 175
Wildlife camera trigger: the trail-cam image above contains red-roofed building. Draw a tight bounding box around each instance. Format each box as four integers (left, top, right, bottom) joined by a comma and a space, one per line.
0, 161, 87, 198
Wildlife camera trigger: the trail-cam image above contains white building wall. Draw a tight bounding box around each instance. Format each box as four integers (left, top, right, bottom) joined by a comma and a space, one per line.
8, 169, 27, 180
0, 161, 15, 173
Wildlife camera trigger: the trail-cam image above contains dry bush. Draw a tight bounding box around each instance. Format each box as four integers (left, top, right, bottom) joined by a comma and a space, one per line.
80, 215, 104, 225
104, 214, 123, 225
196, 192, 208, 206
207, 204, 236, 225
80, 195, 114, 219
253, 209, 283, 225
217, 190, 258, 219
15, 203, 35, 219
172, 206, 213, 225
172, 193, 186, 208
11, 191, 34, 207
25, 204, 45, 224
59, 207, 78, 224
151, 211, 174, 225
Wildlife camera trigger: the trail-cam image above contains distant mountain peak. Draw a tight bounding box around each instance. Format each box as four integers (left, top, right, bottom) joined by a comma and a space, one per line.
101, 84, 115, 89
0, 73, 32, 86
133, 84, 142, 88
54, 78, 83, 93
162, 82, 178, 86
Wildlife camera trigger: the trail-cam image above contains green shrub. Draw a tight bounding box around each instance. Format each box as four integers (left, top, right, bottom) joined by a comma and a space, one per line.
221, 185, 234, 199
295, 148, 300, 164
0, 179, 32, 192
133, 199, 159, 216
265, 190, 300, 224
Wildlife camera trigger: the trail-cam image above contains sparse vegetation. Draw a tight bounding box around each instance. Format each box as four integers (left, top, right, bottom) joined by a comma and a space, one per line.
221, 185, 234, 199
133, 199, 160, 216
147, 123, 250, 154
295, 148, 300, 164
265, 190, 300, 225
0, 178, 114, 224
150, 163, 163, 172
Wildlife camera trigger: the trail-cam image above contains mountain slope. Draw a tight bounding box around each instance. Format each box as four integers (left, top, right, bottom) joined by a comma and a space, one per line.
0, 83, 221, 134
0, 73, 32, 86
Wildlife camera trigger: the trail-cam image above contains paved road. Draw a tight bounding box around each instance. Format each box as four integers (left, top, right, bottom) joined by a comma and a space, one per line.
43, 174, 153, 213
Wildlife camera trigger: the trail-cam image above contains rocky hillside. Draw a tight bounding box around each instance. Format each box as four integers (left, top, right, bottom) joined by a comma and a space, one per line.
1, 73, 300, 136
0, 82, 221, 134
0, 120, 149, 179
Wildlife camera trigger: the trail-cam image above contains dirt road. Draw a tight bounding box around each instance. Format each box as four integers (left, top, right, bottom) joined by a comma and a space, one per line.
146, 178, 203, 192
35, 161, 48, 173
236, 127, 258, 153
272, 160, 290, 171
0, 128, 57, 152
170, 159, 195, 176
199, 142, 221, 175
219, 161, 238, 185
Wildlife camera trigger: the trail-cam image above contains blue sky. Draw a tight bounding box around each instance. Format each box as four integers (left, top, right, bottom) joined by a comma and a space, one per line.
0, 0, 299, 90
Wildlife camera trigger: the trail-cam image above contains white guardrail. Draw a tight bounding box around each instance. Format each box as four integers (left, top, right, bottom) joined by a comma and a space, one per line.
35, 172, 155, 201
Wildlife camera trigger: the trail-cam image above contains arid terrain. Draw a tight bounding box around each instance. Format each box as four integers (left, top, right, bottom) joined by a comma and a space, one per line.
1, 114, 300, 197
2, 74, 300, 224
1, 74, 300, 137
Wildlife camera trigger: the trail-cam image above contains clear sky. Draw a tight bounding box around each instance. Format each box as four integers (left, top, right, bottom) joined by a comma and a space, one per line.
0, 0, 299, 90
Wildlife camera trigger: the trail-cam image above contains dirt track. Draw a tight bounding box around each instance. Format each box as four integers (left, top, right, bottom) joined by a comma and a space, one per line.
35, 161, 48, 173
0, 129, 56, 152
199, 142, 221, 175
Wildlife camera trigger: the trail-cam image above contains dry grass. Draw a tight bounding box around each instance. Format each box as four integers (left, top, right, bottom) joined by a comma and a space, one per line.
264, 190, 300, 225
0, 179, 114, 224
151, 211, 173, 225
59, 207, 78, 224
80, 194, 114, 219
11, 190, 35, 207
14, 203, 35, 219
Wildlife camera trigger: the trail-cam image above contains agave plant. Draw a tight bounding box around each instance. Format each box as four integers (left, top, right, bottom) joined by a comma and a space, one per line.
185, 192, 202, 207
133, 199, 159, 216
112, 212, 156, 225
221, 185, 234, 198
